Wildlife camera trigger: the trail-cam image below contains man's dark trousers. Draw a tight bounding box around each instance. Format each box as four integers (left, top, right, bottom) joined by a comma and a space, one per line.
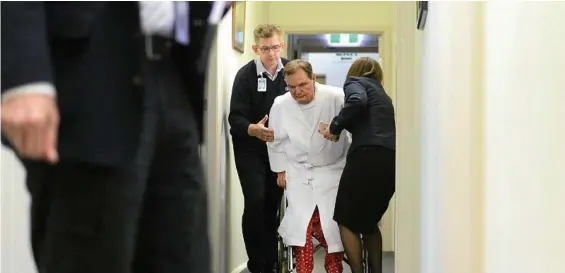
235, 151, 284, 273
23, 53, 209, 273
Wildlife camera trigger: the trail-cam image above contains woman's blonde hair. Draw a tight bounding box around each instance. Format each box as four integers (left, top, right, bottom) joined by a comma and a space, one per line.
346, 57, 383, 83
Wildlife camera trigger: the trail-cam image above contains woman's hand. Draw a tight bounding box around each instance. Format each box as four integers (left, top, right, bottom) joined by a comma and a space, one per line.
277, 171, 286, 189
321, 128, 339, 142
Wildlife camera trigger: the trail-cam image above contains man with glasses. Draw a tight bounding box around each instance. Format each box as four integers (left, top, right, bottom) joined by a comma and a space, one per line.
267, 60, 348, 273
228, 24, 289, 273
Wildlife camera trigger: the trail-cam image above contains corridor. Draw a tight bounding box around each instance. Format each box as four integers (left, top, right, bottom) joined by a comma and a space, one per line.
1, 2, 564, 273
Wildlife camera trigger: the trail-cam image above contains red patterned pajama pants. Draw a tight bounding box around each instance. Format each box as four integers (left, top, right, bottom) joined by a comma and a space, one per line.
293, 208, 344, 273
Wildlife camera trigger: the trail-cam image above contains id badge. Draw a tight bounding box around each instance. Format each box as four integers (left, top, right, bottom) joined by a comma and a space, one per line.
257, 78, 267, 92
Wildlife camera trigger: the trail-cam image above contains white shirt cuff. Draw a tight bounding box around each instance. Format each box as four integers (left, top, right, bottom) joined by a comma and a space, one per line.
268, 151, 287, 173
1, 82, 56, 102
208, 1, 226, 25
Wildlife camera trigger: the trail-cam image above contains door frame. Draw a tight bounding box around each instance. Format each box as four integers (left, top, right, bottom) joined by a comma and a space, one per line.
316, 74, 327, 85
280, 25, 394, 104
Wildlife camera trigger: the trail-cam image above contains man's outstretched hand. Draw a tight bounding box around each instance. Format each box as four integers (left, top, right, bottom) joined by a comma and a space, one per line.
1, 93, 60, 163
247, 115, 274, 142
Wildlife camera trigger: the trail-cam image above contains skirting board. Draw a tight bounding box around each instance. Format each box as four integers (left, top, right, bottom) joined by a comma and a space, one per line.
232, 262, 248, 273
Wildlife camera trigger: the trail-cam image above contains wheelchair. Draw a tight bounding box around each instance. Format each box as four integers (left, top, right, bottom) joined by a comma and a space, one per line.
275, 195, 371, 273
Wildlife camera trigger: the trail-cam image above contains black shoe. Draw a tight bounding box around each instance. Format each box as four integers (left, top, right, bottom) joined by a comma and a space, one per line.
247, 261, 263, 273
262, 265, 276, 273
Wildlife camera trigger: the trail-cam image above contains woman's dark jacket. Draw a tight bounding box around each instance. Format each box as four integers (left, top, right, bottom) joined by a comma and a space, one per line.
329, 76, 396, 154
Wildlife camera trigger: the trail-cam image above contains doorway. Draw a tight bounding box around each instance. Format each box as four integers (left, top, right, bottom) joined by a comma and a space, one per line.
316, 74, 327, 85
285, 31, 396, 273
287, 33, 382, 90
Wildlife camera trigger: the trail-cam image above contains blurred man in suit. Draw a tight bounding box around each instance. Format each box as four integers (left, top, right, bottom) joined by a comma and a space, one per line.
1, 2, 229, 273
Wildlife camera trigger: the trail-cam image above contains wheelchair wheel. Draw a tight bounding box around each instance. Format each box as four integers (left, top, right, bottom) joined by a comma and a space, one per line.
276, 237, 287, 272
278, 261, 288, 273
363, 249, 371, 273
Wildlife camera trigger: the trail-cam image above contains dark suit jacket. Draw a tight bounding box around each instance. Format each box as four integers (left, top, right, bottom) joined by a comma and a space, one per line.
1, 1, 229, 166
329, 76, 396, 154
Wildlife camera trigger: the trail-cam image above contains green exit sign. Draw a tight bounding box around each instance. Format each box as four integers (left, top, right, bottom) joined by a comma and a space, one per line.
349, 34, 359, 43
328, 34, 361, 45
330, 34, 341, 43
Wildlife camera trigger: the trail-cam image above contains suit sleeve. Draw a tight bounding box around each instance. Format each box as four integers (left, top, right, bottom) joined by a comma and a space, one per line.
266, 98, 288, 173
222, 2, 232, 17
329, 82, 368, 135
1, 2, 53, 94
332, 90, 351, 142
228, 70, 253, 137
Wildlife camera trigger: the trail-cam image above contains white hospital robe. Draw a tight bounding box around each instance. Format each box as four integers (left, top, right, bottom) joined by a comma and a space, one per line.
267, 83, 350, 253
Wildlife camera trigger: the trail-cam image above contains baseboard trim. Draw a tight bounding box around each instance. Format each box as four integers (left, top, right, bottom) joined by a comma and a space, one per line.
231, 262, 247, 273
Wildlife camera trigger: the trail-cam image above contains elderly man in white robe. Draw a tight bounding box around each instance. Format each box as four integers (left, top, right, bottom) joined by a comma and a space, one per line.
267, 59, 350, 273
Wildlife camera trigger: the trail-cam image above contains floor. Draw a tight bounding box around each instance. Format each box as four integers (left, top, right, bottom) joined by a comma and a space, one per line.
311, 250, 394, 273
241, 251, 394, 273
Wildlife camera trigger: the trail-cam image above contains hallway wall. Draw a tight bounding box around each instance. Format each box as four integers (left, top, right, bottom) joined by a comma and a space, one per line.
481, 2, 565, 272
394, 3, 423, 273
417, 2, 565, 273
419, 3, 484, 273
213, 2, 270, 272
1, 148, 36, 273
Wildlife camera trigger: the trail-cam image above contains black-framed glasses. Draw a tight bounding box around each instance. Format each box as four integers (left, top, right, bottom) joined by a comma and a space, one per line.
258, 44, 282, 53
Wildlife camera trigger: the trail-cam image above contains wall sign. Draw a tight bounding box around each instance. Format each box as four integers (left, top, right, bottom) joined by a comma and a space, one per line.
335, 53, 358, 61
417, 1, 428, 30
